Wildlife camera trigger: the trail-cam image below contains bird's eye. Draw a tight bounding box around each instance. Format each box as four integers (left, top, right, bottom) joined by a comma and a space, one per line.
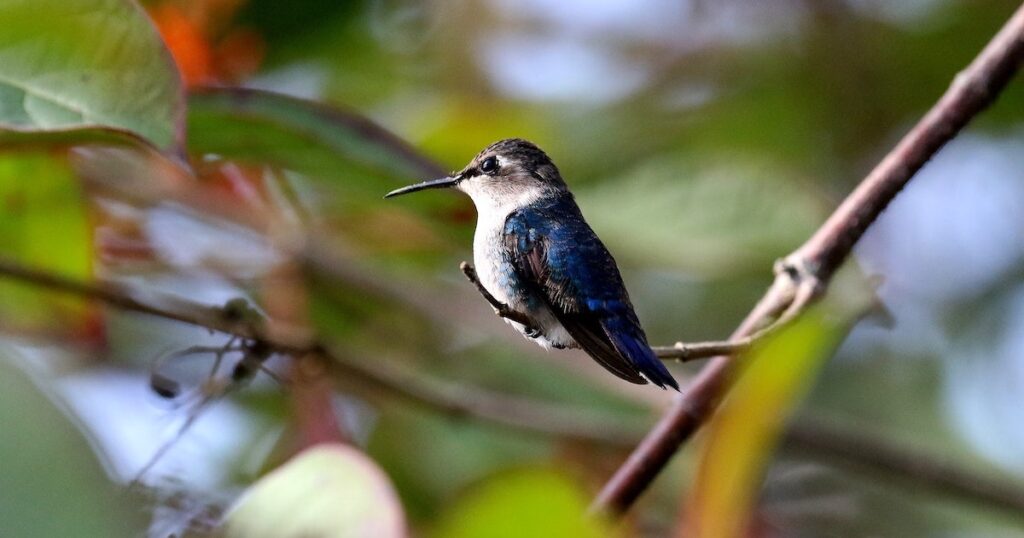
480, 156, 499, 174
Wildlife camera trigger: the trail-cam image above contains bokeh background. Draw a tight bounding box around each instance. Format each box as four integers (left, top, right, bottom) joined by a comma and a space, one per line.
3, 0, 1024, 536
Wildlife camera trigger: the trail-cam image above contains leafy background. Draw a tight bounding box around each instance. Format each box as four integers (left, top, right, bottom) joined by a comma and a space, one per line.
2, 0, 1024, 536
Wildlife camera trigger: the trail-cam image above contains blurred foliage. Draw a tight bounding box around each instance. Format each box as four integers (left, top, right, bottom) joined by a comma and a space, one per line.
0, 152, 94, 337
578, 155, 827, 274
187, 88, 440, 183
0, 349, 144, 537
431, 468, 614, 538
1, 0, 1024, 536
368, 410, 550, 522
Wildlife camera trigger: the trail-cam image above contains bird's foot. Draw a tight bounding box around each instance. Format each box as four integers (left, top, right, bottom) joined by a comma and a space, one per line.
459, 261, 536, 328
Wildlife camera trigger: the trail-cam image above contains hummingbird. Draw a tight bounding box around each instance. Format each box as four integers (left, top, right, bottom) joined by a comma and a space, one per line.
385, 139, 678, 390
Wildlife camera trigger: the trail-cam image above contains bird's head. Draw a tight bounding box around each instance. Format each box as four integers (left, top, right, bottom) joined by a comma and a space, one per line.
385, 138, 567, 209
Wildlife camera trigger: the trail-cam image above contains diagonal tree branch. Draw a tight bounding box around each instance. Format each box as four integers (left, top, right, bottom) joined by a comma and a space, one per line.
591, 2, 1024, 516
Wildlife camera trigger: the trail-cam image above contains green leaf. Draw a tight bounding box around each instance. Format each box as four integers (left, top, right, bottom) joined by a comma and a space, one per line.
0, 0, 183, 152
0, 152, 93, 332
685, 310, 845, 537
186, 87, 466, 259
224, 444, 406, 538
187, 87, 445, 184
432, 468, 614, 538
0, 348, 143, 537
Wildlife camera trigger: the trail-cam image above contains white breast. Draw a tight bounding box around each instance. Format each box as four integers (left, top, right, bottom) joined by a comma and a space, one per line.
464, 185, 574, 350
472, 204, 516, 308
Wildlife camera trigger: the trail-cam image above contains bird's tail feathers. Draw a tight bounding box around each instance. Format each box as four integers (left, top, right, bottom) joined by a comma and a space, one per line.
606, 325, 679, 391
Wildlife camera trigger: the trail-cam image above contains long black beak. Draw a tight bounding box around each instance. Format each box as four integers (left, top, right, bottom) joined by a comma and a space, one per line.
384, 176, 459, 198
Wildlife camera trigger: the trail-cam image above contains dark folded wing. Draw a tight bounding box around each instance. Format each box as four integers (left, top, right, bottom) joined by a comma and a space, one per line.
504, 206, 678, 390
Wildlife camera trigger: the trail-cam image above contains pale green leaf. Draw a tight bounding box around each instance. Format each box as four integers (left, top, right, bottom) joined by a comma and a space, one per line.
225, 444, 406, 538
0, 0, 183, 151
686, 311, 845, 537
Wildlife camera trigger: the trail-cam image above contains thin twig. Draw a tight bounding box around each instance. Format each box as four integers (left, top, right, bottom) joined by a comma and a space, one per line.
129, 384, 227, 488
652, 295, 811, 362
461, 261, 761, 362
652, 339, 751, 361
0, 258, 252, 341
592, 3, 1024, 516
0, 257, 315, 352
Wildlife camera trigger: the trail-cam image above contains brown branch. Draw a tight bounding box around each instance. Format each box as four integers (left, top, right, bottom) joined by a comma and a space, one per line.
0, 254, 643, 446
0, 256, 313, 349
591, 3, 1024, 516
